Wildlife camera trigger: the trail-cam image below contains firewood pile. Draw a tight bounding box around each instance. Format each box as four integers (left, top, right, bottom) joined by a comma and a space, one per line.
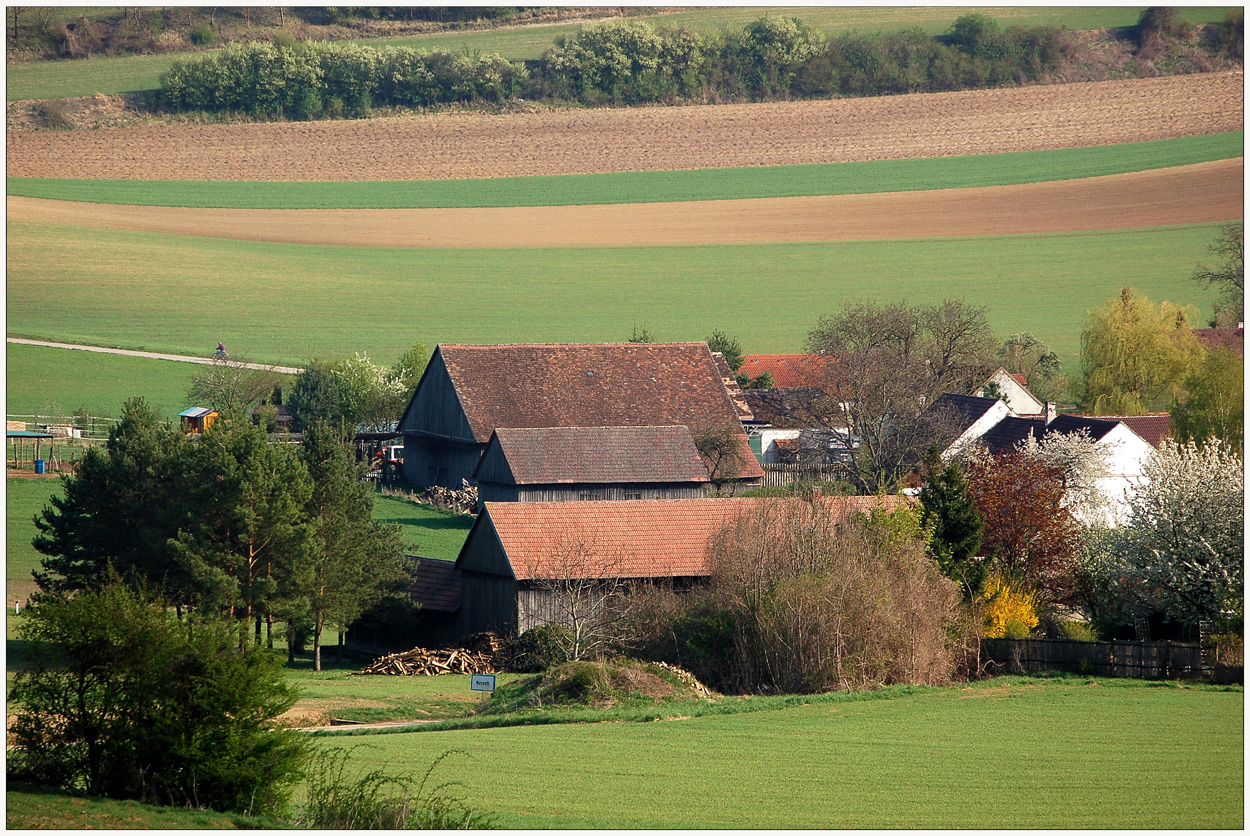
357, 646, 496, 676
356, 633, 508, 677
653, 661, 716, 698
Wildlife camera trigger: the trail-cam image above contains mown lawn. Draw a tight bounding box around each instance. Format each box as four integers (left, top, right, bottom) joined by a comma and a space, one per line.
6, 477, 60, 606
308, 677, 1243, 829
5, 7, 1233, 100
372, 491, 474, 561
5, 784, 280, 830
6, 341, 200, 420
6, 219, 1223, 368
8, 133, 1241, 208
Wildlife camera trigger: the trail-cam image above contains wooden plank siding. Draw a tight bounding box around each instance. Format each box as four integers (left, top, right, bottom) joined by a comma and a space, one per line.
480, 482, 709, 505
400, 351, 484, 487
459, 570, 519, 636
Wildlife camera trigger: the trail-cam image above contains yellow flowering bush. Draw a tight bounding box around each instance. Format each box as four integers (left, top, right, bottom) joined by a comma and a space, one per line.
982, 573, 1040, 639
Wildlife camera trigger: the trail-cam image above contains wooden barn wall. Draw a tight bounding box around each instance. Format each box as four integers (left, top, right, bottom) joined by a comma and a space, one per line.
398, 352, 476, 441
515, 482, 710, 502
402, 434, 484, 489
456, 517, 515, 577
473, 443, 515, 485
477, 482, 521, 506
459, 571, 519, 636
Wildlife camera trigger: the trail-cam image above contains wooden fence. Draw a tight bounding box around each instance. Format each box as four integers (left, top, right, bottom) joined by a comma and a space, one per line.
981, 638, 1205, 680
761, 462, 843, 488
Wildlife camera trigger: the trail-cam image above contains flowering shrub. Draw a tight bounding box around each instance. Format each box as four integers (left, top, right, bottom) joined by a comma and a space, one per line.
982, 573, 1040, 639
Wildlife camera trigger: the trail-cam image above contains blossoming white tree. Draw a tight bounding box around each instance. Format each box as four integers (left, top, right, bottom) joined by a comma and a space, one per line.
1108, 439, 1243, 625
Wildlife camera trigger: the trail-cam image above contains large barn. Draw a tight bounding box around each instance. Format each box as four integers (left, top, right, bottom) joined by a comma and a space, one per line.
453, 496, 906, 636
397, 342, 764, 490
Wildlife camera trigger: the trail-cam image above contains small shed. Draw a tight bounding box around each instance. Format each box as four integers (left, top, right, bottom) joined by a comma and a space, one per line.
179, 407, 219, 434
7, 429, 56, 470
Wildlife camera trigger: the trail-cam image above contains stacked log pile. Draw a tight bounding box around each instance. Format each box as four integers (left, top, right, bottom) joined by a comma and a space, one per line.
357, 633, 508, 676
358, 646, 496, 676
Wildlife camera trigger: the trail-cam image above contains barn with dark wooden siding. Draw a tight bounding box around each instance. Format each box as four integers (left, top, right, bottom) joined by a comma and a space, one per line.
473, 425, 713, 506
397, 342, 763, 490
454, 495, 907, 636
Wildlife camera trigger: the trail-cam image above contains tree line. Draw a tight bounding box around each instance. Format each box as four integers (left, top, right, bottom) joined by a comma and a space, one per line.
32, 397, 409, 670
157, 10, 1244, 119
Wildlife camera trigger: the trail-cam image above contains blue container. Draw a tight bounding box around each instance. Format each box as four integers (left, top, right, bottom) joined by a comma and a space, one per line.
34, 459, 45, 474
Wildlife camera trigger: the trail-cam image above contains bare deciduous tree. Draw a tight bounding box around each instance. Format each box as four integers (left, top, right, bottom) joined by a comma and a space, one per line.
187, 354, 282, 417
526, 533, 641, 662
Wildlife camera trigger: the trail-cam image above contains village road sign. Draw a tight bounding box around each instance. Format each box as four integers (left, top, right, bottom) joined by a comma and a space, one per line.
471, 674, 496, 692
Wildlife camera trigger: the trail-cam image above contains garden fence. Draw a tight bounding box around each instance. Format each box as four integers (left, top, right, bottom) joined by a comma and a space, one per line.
981, 637, 1205, 680
761, 462, 843, 488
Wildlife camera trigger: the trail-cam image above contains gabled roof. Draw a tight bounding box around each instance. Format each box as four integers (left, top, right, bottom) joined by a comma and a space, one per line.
405, 556, 462, 613
932, 393, 1003, 434
1069, 413, 1173, 448
474, 426, 710, 485
405, 343, 748, 443
739, 354, 835, 388
978, 416, 1047, 455
1046, 414, 1120, 442
462, 496, 909, 581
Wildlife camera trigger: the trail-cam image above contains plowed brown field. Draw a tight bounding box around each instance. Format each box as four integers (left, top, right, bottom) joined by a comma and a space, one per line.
8, 159, 1241, 247
6, 72, 1243, 181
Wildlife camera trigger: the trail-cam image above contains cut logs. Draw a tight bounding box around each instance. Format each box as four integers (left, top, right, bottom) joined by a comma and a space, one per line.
357, 645, 496, 677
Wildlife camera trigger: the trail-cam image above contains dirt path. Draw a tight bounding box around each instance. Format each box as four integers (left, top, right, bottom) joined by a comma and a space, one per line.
6, 72, 1242, 181
8, 159, 1242, 247
5, 338, 302, 374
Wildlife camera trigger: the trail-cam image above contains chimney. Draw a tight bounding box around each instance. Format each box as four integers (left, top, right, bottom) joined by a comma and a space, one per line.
1045, 401, 1057, 425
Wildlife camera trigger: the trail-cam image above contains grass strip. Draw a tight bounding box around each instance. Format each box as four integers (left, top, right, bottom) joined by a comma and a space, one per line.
306, 673, 1239, 737
8, 133, 1242, 208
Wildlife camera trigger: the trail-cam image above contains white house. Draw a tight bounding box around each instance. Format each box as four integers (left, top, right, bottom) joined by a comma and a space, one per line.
975, 367, 1046, 416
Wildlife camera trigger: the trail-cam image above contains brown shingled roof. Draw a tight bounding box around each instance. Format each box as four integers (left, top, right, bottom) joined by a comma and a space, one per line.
405, 556, 462, 613
479, 426, 710, 485
1070, 413, 1173, 448
437, 343, 748, 441
475, 496, 910, 581
1193, 326, 1244, 355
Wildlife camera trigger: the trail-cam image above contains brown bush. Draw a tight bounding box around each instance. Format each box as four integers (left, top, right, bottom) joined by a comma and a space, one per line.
704, 499, 961, 693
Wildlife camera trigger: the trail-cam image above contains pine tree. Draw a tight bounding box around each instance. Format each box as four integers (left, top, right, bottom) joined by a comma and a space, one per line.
918, 448, 985, 598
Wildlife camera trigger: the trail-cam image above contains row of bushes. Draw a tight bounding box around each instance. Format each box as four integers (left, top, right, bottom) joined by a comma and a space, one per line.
160, 39, 527, 119
159, 14, 1080, 116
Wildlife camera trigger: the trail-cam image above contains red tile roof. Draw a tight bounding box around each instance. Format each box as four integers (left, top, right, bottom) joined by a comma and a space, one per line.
478, 496, 910, 580
739, 354, 835, 388
437, 342, 749, 440
1070, 413, 1173, 448
481, 426, 710, 485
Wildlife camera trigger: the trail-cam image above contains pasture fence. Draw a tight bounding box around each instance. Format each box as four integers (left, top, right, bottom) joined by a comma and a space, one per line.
981, 637, 1206, 680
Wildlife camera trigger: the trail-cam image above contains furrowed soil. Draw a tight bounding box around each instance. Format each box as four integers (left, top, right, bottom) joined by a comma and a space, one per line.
6, 73, 1242, 182
7, 159, 1243, 247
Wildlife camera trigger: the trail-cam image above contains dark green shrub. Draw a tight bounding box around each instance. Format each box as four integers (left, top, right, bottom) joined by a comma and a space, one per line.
7, 580, 307, 816
1134, 7, 1194, 56
272, 30, 297, 50
511, 624, 574, 672
190, 22, 218, 46
1214, 9, 1244, 59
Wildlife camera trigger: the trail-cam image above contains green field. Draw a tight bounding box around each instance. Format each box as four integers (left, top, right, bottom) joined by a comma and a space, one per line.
371, 491, 474, 562
5, 219, 1223, 369
6, 342, 199, 419
5, 7, 1234, 101
5, 784, 277, 830
9, 132, 1241, 209
308, 677, 1242, 828
6, 477, 60, 605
